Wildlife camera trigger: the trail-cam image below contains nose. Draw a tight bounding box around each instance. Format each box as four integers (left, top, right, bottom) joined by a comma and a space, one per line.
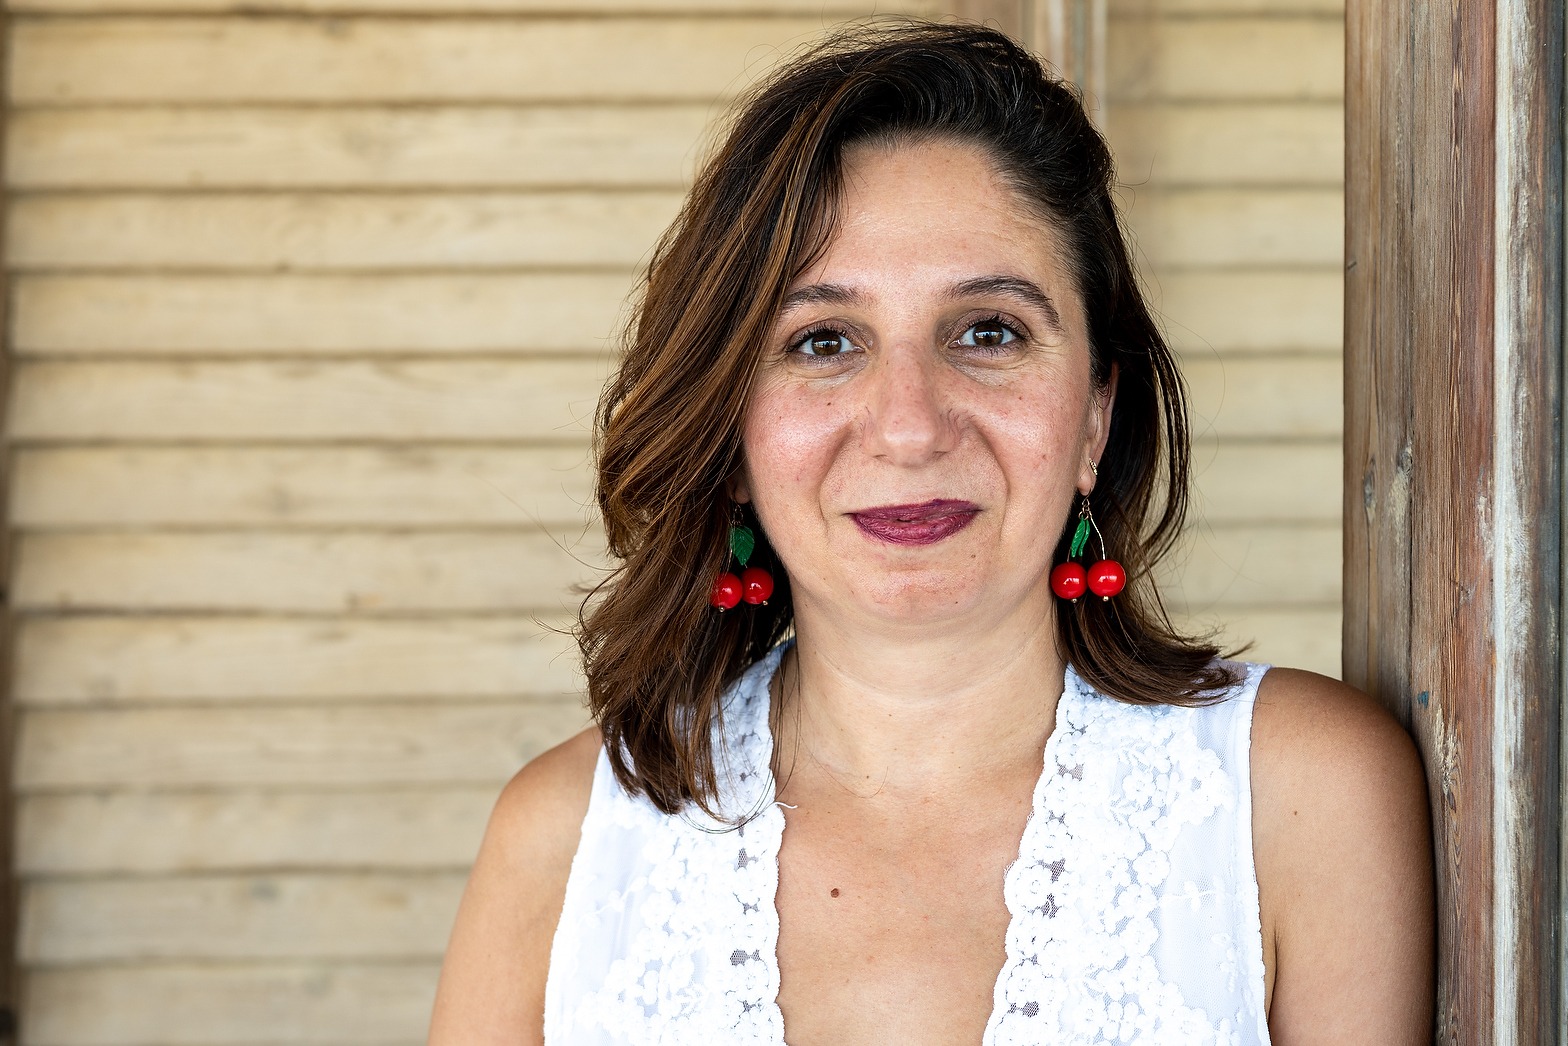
860, 343, 958, 466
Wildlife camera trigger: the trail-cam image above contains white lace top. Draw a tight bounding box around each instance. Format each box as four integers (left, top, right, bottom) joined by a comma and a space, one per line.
544, 641, 1273, 1045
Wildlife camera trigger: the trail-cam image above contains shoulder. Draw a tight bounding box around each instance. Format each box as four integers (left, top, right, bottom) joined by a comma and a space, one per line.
428, 725, 602, 1045
1247, 668, 1434, 1039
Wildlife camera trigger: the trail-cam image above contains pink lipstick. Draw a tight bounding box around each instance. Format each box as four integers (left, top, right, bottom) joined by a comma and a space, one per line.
850, 499, 979, 546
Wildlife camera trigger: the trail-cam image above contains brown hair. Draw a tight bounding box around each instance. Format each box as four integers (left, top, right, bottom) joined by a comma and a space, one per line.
577, 20, 1232, 816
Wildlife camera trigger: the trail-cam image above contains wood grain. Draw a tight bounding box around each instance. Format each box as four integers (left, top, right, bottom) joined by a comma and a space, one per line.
13, 615, 581, 704
14, 273, 637, 355
11, 17, 841, 104
20, 872, 465, 962
1129, 188, 1342, 269
11, 531, 609, 613
1109, 16, 1342, 102
15, 701, 588, 789
1109, 103, 1342, 187
8, 105, 714, 190
24, 962, 439, 1046
8, 191, 684, 271
7, 359, 611, 442
17, 788, 498, 874
10, 445, 597, 528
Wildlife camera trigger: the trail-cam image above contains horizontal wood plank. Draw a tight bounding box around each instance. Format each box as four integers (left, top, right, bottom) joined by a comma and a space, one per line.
15, 273, 636, 355
1154, 521, 1341, 610
1109, 103, 1342, 186
8, 359, 610, 442
1153, 270, 1343, 354
21, 872, 463, 962
12, 0, 928, 14
11, 445, 596, 528
1109, 16, 1342, 102
17, 787, 495, 874
12, 531, 608, 613
8, 190, 683, 271
24, 962, 437, 1046
1189, 439, 1340, 523
15, 701, 588, 789
12, 16, 833, 104
6, 355, 1336, 441
1128, 188, 1342, 269
10, 102, 1336, 190
8, 105, 712, 190
14, 615, 581, 704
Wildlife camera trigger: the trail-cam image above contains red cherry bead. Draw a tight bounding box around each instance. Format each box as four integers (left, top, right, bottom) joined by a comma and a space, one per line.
1087, 559, 1127, 599
740, 566, 774, 605
1050, 562, 1088, 600
710, 572, 742, 610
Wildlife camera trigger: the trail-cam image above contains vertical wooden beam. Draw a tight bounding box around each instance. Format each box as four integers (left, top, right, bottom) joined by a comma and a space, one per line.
1345, 0, 1563, 1040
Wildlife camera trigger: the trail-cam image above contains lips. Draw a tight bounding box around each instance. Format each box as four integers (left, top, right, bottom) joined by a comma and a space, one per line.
849, 499, 980, 546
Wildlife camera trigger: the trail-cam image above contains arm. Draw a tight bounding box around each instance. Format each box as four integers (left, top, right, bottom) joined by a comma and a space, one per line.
428, 726, 602, 1045
1251, 669, 1435, 1044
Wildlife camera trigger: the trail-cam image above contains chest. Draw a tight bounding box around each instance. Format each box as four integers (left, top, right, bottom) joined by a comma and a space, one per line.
773, 791, 1032, 1045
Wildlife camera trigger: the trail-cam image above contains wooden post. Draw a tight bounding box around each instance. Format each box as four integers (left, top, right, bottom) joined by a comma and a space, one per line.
1344, 0, 1563, 1040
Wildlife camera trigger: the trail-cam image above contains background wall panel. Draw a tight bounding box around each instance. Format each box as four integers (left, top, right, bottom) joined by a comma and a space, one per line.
3, 1, 1344, 1041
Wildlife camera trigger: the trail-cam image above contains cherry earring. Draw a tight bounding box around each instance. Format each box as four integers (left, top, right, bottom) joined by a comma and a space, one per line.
1050, 479, 1126, 603
710, 511, 774, 611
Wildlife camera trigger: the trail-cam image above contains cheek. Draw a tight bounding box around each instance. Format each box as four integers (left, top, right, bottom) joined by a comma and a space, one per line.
741, 384, 848, 499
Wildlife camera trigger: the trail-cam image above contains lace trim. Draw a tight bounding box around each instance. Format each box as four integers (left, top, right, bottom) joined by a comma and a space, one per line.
983, 667, 1240, 1046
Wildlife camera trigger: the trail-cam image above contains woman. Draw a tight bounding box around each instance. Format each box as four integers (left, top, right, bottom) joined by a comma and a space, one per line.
429, 22, 1433, 1045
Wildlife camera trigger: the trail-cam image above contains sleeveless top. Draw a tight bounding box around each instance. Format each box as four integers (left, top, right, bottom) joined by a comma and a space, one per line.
544, 641, 1273, 1045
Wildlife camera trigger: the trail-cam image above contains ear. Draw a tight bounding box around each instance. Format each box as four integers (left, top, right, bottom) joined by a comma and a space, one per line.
728, 465, 753, 505
1081, 362, 1118, 494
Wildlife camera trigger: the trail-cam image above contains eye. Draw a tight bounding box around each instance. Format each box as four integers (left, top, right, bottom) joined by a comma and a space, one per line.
956, 317, 1021, 351
790, 327, 858, 358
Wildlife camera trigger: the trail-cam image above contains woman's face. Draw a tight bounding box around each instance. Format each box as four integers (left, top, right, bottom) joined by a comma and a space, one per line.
736, 138, 1113, 631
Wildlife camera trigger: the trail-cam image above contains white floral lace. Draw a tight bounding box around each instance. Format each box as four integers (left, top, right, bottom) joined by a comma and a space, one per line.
544, 645, 1272, 1045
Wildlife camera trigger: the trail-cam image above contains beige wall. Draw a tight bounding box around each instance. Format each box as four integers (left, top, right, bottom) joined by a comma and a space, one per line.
3, 1, 1338, 1041
1107, 0, 1344, 675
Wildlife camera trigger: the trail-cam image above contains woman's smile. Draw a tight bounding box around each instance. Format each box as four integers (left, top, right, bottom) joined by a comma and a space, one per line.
848, 498, 980, 545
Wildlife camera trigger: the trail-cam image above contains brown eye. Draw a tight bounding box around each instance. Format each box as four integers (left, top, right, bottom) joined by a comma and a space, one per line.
793, 330, 855, 356
958, 320, 1018, 350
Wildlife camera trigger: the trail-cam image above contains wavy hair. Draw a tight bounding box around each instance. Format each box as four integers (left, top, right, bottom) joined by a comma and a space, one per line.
576, 20, 1231, 815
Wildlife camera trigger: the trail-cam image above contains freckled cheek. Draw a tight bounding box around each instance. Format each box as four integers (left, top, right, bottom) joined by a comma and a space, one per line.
742, 390, 849, 498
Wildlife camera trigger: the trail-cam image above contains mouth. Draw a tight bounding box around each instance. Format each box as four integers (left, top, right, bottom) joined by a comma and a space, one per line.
848, 499, 980, 546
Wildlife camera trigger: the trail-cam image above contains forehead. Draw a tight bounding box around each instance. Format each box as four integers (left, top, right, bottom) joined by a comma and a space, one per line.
794, 138, 1073, 291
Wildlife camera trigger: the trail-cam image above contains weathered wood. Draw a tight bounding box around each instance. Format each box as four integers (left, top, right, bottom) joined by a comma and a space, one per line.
1152, 521, 1340, 611
1154, 270, 1342, 354
14, 273, 636, 355
9, 103, 1333, 190
1108, 103, 1342, 187
13, 615, 580, 704
17, 787, 497, 874
1129, 188, 1342, 269
24, 962, 438, 1046
1110, 0, 1339, 11
10, 17, 840, 104
11, 531, 609, 613
1343, 0, 1563, 1038
7, 191, 682, 271
20, 872, 465, 962
10, 445, 596, 528
7, 105, 713, 190
13, 0, 931, 13
7, 359, 611, 442
1109, 16, 1342, 102
15, 701, 588, 789
4, 356, 1336, 441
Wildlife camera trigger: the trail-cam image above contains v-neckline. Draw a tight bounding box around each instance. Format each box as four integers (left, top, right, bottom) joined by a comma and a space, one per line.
747, 639, 1082, 1045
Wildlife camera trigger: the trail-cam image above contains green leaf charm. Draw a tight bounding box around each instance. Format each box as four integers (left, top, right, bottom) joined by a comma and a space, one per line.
1068, 516, 1091, 559
729, 524, 756, 567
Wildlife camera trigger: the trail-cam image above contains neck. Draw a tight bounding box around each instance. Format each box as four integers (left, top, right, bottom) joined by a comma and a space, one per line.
773, 595, 1066, 801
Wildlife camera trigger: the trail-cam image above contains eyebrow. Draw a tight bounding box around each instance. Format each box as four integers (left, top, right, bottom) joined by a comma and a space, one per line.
947, 275, 1062, 332
778, 275, 1062, 331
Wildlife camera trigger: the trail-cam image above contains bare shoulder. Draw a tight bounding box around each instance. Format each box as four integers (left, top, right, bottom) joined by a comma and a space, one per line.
1248, 668, 1434, 1044
428, 725, 602, 1045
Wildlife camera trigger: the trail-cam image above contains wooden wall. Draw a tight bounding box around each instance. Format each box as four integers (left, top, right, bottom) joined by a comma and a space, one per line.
2, 0, 1342, 1041
1105, 0, 1345, 676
